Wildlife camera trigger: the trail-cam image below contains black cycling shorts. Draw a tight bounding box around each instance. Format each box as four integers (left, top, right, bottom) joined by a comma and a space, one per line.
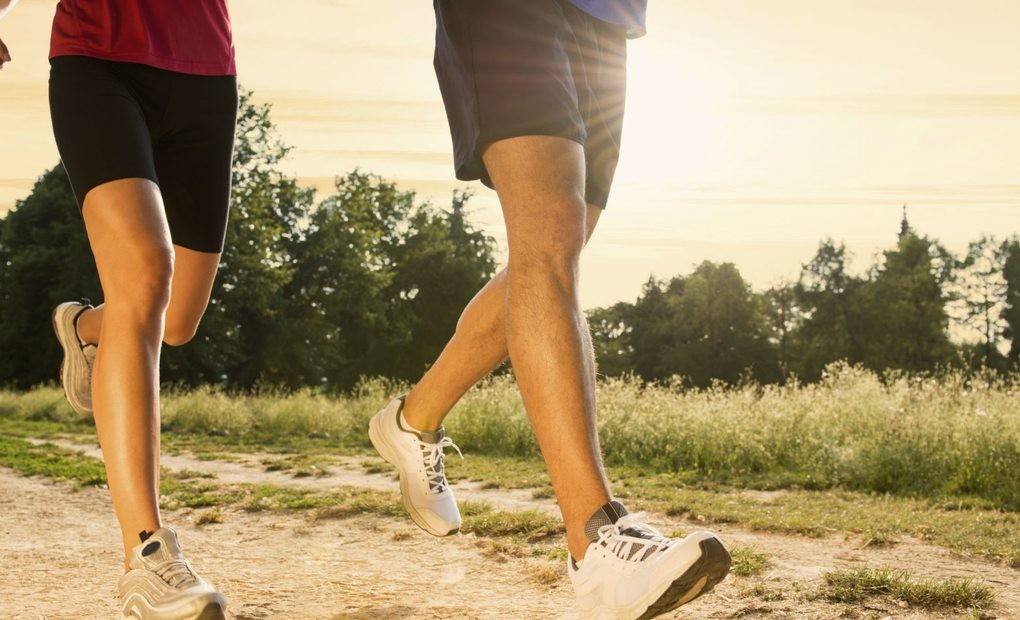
433, 0, 627, 208
49, 55, 238, 253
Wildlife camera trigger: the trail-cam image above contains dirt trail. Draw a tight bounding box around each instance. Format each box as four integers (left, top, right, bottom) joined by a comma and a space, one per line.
4, 438, 1018, 619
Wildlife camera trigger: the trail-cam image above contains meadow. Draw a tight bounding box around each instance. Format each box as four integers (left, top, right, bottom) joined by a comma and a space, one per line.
1, 363, 1018, 570
4, 363, 1014, 508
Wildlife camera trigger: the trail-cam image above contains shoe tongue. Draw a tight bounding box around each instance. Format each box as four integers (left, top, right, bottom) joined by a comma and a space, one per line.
584, 500, 629, 543
133, 528, 184, 568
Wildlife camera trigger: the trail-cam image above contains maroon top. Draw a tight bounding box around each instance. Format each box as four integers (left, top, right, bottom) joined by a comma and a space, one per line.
50, 0, 236, 76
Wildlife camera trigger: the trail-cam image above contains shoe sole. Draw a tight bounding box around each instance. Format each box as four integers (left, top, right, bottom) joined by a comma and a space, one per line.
368, 412, 459, 538
197, 602, 226, 620
121, 599, 226, 620
636, 536, 732, 620
52, 303, 92, 416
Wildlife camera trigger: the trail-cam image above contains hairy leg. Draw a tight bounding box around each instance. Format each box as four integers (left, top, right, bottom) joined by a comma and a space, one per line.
76, 245, 221, 348
81, 178, 174, 564
403, 205, 601, 432
490, 135, 611, 559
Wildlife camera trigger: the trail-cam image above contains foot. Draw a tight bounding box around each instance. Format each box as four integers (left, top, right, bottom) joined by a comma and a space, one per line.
119, 527, 227, 620
569, 501, 731, 620
368, 396, 463, 536
52, 300, 96, 416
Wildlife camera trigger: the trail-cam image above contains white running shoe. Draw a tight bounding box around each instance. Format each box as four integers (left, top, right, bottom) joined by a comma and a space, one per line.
52, 300, 96, 416
569, 501, 730, 620
368, 396, 463, 536
119, 528, 227, 620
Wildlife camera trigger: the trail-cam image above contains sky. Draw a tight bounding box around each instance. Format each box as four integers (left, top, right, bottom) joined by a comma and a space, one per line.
1, 0, 1018, 308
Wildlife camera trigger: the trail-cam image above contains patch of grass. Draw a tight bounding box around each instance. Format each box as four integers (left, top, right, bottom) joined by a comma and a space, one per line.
173, 469, 216, 480
5, 368, 1019, 511
475, 538, 530, 560
822, 567, 995, 610
0, 435, 106, 487
730, 545, 770, 577
636, 479, 1019, 566
360, 459, 388, 474
743, 583, 786, 602
195, 509, 224, 525
461, 508, 563, 542
526, 561, 562, 586
390, 530, 413, 541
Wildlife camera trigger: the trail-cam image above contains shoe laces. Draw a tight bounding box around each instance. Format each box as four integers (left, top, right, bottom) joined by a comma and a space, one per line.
420, 435, 462, 493
154, 560, 199, 589
596, 512, 674, 562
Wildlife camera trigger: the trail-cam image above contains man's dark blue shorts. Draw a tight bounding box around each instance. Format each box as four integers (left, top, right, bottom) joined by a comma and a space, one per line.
433, 0, 628, 209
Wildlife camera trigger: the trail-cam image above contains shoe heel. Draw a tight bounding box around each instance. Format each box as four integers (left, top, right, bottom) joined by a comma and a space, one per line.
637, 536, 731, 620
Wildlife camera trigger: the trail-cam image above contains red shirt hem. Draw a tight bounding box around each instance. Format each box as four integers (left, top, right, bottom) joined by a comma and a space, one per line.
49, 46, 236, 77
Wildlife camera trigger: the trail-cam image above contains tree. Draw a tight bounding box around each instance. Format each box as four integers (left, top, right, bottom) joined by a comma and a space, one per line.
762, 281, 799, 380
792, 240, 864, 379
949, 236, 1009, 369
857, 231, 954, 372
589, 264, 779, 386
264, 173, 496, 390
588, 302, 634, 378
1002, 237, 1020, 362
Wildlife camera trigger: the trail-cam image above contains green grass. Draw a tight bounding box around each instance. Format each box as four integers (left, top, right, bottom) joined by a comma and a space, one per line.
0, 435, 106, 487
1, 367, 1018, 565
730, 545, 771, 577
4, 366, 1018, 508
822, 567, 995, 610
3, 419, 1018, 566
0, 433, 571, 549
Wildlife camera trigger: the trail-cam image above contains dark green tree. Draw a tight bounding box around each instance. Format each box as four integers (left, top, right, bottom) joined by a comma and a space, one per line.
762, 281, 799, 380
588, 302, 634, 378
792, 240, 865, 379
265, 173, 496, 390
857, 231, 955, 372
1002, 236, 1020, 362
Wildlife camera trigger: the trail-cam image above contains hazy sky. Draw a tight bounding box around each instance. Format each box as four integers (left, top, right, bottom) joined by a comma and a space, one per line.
2, 0, 1018, 308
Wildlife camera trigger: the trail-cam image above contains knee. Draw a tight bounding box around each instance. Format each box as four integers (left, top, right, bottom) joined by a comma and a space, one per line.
511, 232, 584, 282
104, 249, 174, 320
162, 322, 198, 347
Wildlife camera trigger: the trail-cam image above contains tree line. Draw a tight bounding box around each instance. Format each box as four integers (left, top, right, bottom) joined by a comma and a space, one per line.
2, 92, 1016, 390
590, 219, 1020, 386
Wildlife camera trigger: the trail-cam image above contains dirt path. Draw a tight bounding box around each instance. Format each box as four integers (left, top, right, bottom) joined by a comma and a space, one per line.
4, 438, 1018, 619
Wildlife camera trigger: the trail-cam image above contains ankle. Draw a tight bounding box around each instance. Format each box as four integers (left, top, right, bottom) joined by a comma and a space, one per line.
401, 397, 444, 432
74, 307, 97, 346
568, 531, 592, 563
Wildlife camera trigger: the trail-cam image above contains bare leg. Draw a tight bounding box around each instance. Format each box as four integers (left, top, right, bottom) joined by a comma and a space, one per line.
75, 245, 221, 348
81, 178, 173, 565
484, 136, 611, 559
403, 204, 601, 431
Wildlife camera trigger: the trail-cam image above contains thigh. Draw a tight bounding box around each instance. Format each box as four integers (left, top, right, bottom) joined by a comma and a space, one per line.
482, 135, 587, 253
49, 56, 160, 207
166, 245, 221, 334
154, 74, 238, 254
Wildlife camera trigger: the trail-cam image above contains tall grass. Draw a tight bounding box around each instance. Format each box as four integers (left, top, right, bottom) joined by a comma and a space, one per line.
1, 364, 1017, 509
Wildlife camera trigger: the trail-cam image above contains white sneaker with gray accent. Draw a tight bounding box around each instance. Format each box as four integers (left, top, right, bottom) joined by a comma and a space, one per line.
569, 501, 731, 619
368, 396, 463, 536
52, 300, 96, 416
119, 527, 227, 620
